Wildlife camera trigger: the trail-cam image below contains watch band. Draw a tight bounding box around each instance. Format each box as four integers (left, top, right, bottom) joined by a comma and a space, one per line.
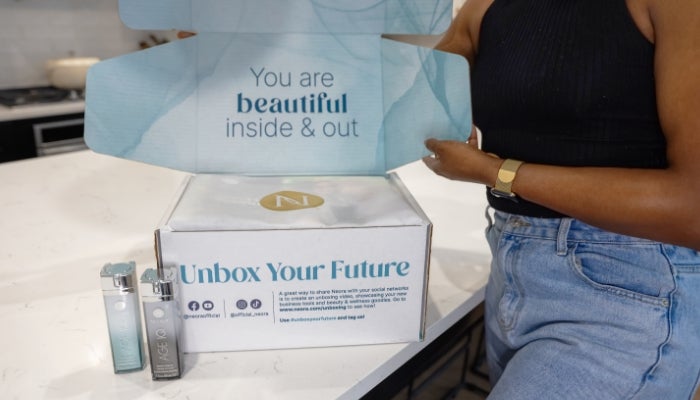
490, 159, 524, 200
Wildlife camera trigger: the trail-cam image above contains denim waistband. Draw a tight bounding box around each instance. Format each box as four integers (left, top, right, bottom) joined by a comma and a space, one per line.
488, 209, 700, 262
490, 209, 651, 243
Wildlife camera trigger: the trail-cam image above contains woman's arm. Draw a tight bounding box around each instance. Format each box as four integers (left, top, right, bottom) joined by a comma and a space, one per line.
424, 0, 700, 250
434, 0, 493, 63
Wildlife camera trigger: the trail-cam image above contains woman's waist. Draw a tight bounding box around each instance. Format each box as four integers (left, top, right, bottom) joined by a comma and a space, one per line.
491, 208, 655, 244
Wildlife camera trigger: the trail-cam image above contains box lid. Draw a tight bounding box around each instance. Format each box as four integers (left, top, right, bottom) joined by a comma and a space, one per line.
164, 174, 429, 231
84, 1, 471, 175
119, 0, 453, 35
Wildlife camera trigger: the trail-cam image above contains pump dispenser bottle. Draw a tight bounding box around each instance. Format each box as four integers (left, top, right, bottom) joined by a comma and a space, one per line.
141, 231, 183, 380
100, 262, 146, 373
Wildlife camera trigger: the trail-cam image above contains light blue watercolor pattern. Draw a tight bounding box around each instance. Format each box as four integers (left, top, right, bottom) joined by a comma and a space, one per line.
85, 0, 471, 175
119, 0, 453, 34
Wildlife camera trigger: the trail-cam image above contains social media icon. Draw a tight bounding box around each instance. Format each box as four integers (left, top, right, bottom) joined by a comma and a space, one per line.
236, 299, 248, 310
251, 299, 262, 309
188, 301, 200, 311
202, 300, 214, 311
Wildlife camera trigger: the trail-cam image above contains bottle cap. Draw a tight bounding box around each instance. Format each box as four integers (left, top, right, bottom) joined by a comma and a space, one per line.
140, 268, 174, 300
100, 262, 137, 292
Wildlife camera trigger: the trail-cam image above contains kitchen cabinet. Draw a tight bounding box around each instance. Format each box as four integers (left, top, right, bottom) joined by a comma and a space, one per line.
0, 112, 84, 163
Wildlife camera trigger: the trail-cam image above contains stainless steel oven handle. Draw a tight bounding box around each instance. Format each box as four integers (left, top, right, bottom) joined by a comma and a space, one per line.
38, 138, 88, 156
33, 118, 86, 156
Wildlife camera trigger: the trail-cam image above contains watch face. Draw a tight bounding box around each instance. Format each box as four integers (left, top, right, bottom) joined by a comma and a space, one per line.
497, 169, 517, 184
493, 159, 523, 200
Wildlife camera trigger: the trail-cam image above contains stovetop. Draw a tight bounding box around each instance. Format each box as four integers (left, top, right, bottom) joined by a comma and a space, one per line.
0, 86, 77, 108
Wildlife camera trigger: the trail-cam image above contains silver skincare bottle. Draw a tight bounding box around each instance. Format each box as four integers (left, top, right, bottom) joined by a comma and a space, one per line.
141, 268, 183, 380
100, 262, 146, 374
141, 232, 183, 380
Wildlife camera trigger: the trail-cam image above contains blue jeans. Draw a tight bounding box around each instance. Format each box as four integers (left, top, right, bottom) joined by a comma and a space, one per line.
484, 209, 700, 399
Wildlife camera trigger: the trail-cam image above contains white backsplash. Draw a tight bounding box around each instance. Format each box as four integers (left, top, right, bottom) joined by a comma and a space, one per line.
0, 0, 464, 90
0, 0, 173, 89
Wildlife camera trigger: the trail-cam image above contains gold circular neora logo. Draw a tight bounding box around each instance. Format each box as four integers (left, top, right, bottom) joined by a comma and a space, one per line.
259, 191, 325, 211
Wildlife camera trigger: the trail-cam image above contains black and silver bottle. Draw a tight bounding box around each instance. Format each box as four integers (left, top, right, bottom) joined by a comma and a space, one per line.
141, 232, 183, 380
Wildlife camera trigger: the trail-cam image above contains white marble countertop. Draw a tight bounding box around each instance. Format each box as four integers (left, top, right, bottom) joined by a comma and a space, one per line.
0, 151, 490, 400
0, 100, 85, 122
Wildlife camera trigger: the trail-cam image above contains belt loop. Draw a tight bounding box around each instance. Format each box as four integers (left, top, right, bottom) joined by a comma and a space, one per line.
557, 218, 572, 256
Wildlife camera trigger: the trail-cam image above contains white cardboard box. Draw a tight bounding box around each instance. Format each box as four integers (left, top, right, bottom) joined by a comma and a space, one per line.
157, 173, 432, 353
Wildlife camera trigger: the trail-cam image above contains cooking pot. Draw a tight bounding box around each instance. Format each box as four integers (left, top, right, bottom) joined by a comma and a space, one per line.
45, 57, 100, 90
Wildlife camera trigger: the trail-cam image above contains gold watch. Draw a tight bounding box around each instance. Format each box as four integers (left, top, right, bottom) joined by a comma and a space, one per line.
490, 159, 524, 200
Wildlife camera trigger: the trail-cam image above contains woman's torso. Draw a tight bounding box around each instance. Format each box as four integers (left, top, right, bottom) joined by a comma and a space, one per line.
469, 0, 666, 217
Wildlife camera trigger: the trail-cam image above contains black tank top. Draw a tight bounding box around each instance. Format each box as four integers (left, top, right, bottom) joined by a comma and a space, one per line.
471, 0, 667, 218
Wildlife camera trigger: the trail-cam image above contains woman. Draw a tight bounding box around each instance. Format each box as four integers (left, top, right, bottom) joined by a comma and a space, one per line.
423, 0, 700, 399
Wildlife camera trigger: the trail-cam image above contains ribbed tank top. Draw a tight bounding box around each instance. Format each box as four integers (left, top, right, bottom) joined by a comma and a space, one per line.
471, 0, 667, 218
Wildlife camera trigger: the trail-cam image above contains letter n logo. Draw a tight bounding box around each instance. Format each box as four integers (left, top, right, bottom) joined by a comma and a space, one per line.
259, 191, 324, 211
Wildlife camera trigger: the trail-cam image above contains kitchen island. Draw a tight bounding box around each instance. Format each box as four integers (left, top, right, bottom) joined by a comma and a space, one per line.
0, 150, 490, 399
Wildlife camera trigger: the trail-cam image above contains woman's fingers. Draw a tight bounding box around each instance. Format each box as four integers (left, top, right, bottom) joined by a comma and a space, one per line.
467, 127, 479, 148
424, 137, 440, 153
177, 31, 197, 39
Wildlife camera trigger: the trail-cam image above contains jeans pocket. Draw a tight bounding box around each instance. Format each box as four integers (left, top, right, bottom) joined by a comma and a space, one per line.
569, 242, 674, 307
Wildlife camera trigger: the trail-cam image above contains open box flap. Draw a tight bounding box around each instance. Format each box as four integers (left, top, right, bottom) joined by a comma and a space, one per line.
118, 0, 453, 34
86, 0, 471, 175
85, 33, 470, 175
382, 38, 471, 171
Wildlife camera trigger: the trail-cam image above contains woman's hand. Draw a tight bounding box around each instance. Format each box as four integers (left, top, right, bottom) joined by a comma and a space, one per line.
422, 128, 502, 186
